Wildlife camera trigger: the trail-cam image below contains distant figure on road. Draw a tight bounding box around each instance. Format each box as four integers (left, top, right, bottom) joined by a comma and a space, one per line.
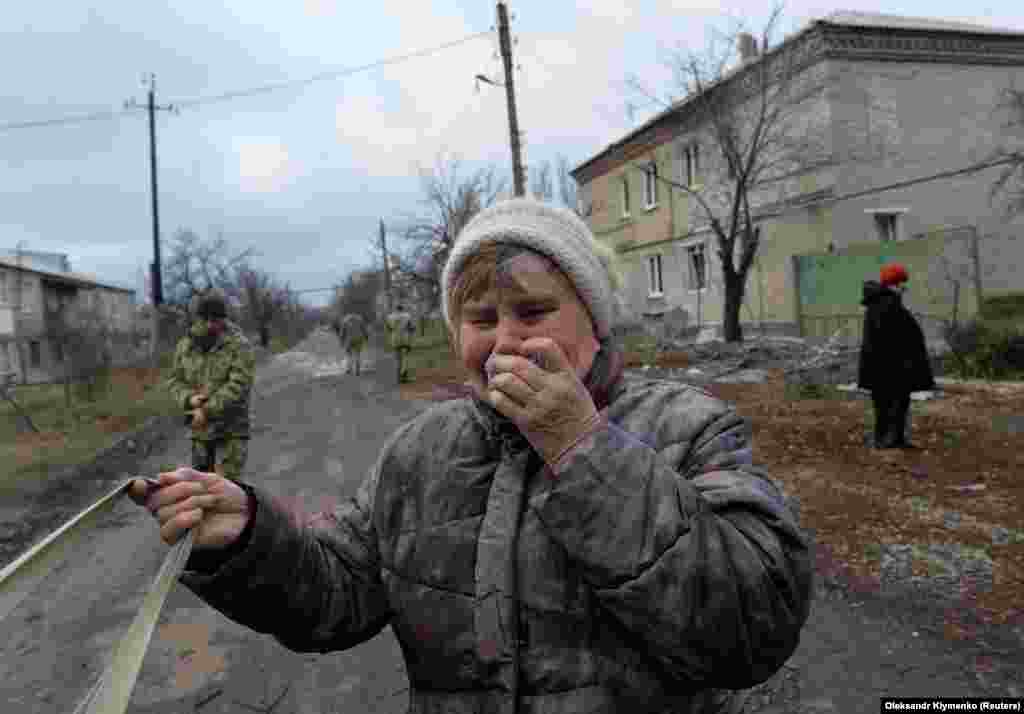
165, 289, 256, 481
333, 312, 369, 376
857, 263, 936, 449
132, 198, 812, 714
385, 304, 416, 384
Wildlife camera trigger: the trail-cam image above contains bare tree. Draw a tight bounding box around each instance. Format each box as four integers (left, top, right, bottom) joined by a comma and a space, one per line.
989, 86, 1024, 218
639, 6, 830, 342
162, 228, 257, 309
528, 154, 590, 217
394, 152, 507, 315
330, 269, 384, 328
233, 263, 279, 348
46, 297, 112, 405
529, 160, 554, 202
268, 282, 317, 350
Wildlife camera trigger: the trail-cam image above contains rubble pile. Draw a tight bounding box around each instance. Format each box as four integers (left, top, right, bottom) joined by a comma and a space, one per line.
639, 333, 864, 387
780, 330, 862, 388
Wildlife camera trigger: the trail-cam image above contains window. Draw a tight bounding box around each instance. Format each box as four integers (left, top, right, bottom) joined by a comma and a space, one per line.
53, 341, 63, 363
677, 142, 701, 187
0, 271, 6, 303
29, 341, 41, 368
642, 162, 658, 209
867, 209, 907, 242
874, 213, 899, 242
647, 254, 664, 296
620, 176, 631, 217
687, 243, 707, 290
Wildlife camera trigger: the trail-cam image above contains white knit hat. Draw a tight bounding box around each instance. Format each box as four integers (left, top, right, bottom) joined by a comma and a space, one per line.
441, 197, 615, 339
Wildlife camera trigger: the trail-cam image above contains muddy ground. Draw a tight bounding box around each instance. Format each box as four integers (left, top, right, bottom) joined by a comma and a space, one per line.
3, 332, 1022, 713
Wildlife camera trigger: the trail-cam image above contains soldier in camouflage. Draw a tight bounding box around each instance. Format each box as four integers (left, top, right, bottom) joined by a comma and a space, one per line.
166, 289, 256, 481
385, 304, 416, 384
333, 312, 369, 376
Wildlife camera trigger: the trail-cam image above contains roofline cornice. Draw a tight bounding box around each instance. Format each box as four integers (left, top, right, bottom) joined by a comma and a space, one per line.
573, 19, 1024, 185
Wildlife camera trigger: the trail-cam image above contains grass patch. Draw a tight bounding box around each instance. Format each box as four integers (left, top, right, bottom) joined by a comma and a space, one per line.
0, 366, 176, 493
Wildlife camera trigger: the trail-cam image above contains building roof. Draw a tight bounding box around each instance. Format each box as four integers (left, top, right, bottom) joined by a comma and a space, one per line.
572, 10, 1024, 181
821, 11, 1024, 36
0, 257, 134, 294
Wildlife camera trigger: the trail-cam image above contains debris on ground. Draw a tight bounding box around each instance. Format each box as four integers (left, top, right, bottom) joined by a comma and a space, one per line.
639, 331, 953, 392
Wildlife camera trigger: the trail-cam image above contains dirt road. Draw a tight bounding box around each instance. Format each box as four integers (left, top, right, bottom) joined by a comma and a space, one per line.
2, 332, 1021, 713
0, 332, 425, 713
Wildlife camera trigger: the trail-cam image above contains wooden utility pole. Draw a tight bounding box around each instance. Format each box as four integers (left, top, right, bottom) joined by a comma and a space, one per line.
380, 219, 393, 314
496, 2, 525, 197
126, 74, 175, 364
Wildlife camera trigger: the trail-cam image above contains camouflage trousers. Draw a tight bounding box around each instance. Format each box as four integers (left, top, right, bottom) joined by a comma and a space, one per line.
192, 437, 249, 482
344, 337, 367, 375
395, 346, 412, 384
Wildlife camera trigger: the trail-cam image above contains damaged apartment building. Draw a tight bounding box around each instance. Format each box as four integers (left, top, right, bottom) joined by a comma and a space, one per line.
572, 11, 1024, 344
0, 250, 137, 384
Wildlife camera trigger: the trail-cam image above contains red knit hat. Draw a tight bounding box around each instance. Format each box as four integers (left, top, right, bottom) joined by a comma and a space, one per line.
880, 263, 909, 287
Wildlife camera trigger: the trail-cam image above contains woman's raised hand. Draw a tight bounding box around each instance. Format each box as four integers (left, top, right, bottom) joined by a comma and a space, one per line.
129, 468, 252, 549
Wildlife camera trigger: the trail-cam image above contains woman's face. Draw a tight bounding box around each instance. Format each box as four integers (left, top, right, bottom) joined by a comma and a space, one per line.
457, 251, 600, 392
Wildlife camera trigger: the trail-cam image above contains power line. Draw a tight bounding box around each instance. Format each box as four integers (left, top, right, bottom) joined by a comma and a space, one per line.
0, 107, 144, 132
0, 31, 493, 134
172, 31, 492, 109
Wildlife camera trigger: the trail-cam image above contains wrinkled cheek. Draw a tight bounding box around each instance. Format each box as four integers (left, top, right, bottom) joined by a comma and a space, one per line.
459, 329, 490, 381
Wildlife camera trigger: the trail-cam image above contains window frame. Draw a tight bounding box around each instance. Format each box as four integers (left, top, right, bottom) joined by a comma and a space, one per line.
677, 142, 701, 188
686, 242, 708, 292
866, 207, 909, 242
647, 254, 664, 297
642, 162, 659, 210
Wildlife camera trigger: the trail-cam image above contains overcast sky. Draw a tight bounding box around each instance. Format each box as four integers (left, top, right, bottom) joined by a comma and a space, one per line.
3, 1, 1023, 308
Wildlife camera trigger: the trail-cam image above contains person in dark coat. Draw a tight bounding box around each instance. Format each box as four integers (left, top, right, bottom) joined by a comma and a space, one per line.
857, 263, 936, 449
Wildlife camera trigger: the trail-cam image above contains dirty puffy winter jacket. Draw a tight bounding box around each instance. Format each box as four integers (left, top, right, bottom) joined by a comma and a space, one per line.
857, 280, 936, 393
165, 320, 256, 440
179, 370, 813, 714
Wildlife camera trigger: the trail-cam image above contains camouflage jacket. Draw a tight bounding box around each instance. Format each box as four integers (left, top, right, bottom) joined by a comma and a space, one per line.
180, 367, 813, 714
166, 320, 256, 440
384, 310, 415, 349
336, 313, 369, 347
